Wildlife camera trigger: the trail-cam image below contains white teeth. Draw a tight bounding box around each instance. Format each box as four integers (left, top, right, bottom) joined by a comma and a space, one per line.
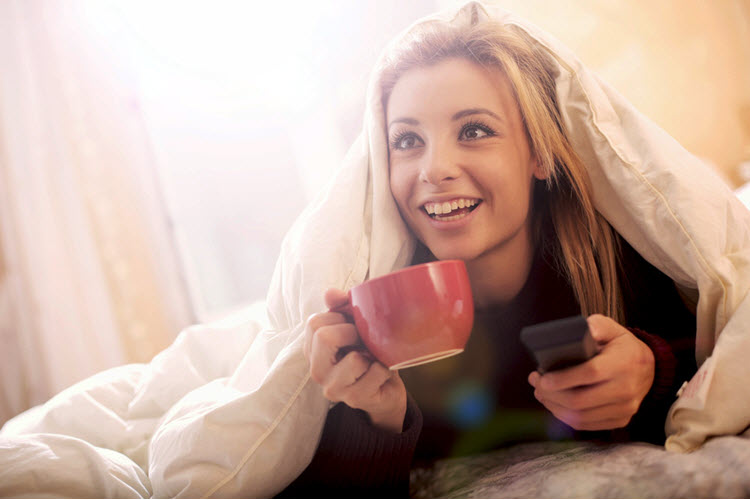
423, 198, 479, 217
437, 213, 465, 221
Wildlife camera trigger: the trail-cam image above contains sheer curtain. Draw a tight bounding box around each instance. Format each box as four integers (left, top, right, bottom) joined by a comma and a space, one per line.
0, 0, 194, 425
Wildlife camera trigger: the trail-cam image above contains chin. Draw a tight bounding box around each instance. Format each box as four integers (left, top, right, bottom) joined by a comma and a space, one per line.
425, 243, 481, 263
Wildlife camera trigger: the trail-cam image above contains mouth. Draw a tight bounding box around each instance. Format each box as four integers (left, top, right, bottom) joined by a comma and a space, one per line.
422, 198, 482, 222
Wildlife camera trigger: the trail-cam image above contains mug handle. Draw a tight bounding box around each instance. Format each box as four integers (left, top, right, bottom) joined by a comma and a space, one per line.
329, 293, 374, 362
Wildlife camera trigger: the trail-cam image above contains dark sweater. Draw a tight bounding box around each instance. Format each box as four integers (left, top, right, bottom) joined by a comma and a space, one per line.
279, 240, 697, 498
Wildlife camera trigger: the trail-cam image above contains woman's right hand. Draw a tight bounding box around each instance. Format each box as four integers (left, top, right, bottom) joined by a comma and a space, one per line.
304, 288, 407, 434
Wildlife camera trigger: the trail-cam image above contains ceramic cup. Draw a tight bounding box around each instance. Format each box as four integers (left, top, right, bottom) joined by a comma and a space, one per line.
334, 260, 474, 370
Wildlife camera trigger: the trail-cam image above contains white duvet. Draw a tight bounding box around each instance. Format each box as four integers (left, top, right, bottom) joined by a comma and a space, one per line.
3, 2, 750, 498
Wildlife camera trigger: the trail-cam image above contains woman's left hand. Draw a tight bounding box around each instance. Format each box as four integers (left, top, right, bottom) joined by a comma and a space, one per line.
527, 314, 655, 431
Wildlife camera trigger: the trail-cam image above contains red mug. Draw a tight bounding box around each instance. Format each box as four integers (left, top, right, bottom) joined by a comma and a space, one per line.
334, 260, 474, 370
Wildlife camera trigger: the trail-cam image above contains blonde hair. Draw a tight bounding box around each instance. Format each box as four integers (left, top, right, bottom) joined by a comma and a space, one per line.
379, 4, 624, 322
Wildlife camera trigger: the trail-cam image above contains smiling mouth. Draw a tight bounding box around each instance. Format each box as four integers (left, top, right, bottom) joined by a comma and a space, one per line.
423, 198, 482, 221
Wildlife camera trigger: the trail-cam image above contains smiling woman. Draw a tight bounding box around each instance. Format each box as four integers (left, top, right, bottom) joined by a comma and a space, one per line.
1, 1, 750, 498
288, 10, 704, 494
387, 59, 547, 308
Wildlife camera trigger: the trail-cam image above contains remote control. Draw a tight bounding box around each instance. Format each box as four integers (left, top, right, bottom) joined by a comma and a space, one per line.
520, 315, 597, 373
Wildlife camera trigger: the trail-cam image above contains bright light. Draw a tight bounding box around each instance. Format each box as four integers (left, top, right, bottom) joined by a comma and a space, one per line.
78, 0, 345, 114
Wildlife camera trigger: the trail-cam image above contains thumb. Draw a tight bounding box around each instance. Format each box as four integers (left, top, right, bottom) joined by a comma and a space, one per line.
587, 313, 628, 346
324, 287, 350, 311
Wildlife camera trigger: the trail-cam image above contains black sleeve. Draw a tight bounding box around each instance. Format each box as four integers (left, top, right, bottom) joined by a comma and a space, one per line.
277, 394, 423, 498
624, 327, 687, 444
614, 238, 698, 445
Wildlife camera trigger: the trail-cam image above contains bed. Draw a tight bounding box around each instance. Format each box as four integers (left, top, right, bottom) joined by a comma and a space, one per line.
410, 434, 750, 498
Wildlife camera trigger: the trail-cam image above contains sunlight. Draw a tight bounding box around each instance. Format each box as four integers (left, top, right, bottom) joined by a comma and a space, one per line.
78, 0, 342, 114
73, 0, 366, 316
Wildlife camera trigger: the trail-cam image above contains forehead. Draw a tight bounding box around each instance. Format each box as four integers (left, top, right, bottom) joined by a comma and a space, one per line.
386, 57, 518, 121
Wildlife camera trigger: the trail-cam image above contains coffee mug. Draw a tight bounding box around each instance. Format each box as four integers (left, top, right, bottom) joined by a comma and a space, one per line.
333, 260, 474, 370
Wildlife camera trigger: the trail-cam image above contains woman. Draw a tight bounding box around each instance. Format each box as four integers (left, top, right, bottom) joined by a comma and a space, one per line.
281, 3, 699, 497
2, 3, 747, 498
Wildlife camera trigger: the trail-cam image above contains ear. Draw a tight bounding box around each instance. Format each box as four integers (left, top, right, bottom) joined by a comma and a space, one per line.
530, 156, 549, 181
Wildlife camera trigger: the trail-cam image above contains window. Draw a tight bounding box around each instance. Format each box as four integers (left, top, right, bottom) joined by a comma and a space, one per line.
81, 0, 440, 320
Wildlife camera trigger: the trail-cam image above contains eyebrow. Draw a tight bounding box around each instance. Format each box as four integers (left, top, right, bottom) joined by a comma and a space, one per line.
387, 108, 503, 131
451, 108, 503, 122
387, 117, 419, 130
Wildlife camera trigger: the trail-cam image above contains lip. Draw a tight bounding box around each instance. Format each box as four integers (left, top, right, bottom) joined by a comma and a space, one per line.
418, 195, 481, 206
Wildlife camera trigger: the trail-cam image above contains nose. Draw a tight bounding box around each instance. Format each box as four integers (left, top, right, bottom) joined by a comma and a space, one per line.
418, 140, 462, 185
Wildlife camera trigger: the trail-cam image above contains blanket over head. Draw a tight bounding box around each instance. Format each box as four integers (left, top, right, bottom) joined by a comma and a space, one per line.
2, 2, 750, 498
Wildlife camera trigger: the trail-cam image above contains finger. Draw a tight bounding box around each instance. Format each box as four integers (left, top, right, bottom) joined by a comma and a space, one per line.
309, 323, 360, 384
540, 397, 635, 431
321, 351, 373, 402
339, 361, 393, 409
536, 355, 611, 392
335, 344, 374, 363
324, 288, 350, 311
304, 310, 349, 360
587, 314, 628, 345
528, 371, 541, 388
534, 378, 633, 411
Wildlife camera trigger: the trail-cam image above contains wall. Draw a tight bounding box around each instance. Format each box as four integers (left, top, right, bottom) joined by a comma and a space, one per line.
442, 0, 750, 185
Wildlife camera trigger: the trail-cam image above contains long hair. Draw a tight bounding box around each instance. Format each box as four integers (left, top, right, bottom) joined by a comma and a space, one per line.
378, 4, 624, 322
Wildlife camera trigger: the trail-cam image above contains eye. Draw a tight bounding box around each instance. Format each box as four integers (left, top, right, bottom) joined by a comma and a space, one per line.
390, 132, 423, 151
459, 121, 496, 141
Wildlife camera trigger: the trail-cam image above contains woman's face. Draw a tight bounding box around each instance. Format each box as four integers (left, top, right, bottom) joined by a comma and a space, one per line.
387, 57, 545, 265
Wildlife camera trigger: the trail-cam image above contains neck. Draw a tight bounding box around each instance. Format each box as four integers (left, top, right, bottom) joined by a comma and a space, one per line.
465, 225, 536, 308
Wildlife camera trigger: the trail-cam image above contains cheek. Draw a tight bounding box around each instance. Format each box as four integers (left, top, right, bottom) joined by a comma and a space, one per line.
503, 179, 533, 212
479, 168, 533, 212
389, 165, 410, 209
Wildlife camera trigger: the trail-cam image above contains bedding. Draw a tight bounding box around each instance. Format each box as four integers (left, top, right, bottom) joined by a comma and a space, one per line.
410, 434, 750, 498
3, 1, 750, 497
